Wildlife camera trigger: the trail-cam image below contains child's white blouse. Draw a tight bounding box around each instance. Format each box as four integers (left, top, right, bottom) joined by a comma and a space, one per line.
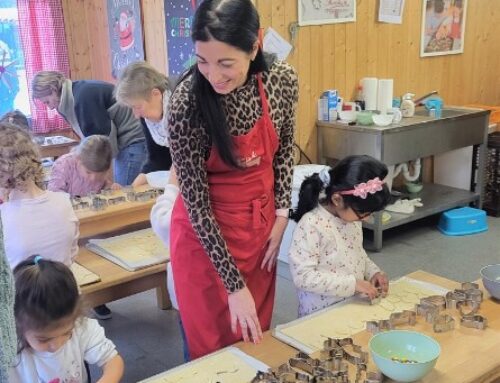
9, 317, 116, 383
288, 204, 380, 317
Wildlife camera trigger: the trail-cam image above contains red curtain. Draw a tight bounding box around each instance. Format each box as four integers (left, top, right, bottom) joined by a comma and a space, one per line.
17, 0, 69, 133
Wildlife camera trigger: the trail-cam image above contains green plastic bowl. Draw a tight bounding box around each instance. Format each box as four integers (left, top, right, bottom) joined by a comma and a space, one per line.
369, 330, 440, 382
405, 182, 423, 194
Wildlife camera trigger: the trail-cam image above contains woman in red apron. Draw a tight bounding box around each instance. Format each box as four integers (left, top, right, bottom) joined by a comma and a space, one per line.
168, 0, 298, 359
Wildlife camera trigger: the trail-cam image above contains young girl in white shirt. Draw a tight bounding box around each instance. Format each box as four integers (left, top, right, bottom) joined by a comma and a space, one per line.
289, 155, 392, 317
9, 256, 124, 383
0, 122, 78, 269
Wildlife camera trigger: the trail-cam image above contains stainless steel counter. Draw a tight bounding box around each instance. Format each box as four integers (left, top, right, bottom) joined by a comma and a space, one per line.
317, 106, 490, 251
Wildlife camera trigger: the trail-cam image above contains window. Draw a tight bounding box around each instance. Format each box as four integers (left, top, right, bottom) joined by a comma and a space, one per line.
0, 0, 30, 117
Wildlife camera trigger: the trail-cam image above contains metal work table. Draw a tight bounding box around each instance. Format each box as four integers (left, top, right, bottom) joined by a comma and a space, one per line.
317, 106, 490, 251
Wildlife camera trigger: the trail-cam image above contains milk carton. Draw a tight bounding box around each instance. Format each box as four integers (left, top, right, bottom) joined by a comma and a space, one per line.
321, 90, 338, 122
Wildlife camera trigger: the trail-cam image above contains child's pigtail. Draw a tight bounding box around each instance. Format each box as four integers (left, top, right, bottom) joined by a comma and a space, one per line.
291, 172, 325, 222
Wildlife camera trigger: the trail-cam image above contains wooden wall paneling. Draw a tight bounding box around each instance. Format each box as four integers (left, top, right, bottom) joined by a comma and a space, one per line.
296, 22, 312, 156
355, 2, 369, 89
62, 0, 93, 79
333, 24, 347, 98
142, 0, 168, 74
84, 0, 112, 82
345, 21, 357, 100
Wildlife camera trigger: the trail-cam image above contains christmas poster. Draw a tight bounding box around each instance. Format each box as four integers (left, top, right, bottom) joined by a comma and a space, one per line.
107, 0, 145, 78
164, 0, 203, 76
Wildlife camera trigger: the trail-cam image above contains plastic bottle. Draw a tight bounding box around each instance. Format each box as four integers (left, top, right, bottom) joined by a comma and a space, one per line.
354, 85, 365, 111
401, 93, 415, 118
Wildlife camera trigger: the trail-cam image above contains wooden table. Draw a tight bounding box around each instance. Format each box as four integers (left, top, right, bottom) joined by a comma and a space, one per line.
236, 270, 500, 383
35, 129, 80, 158
76, 247, 170, 310
76, 186, 156, 239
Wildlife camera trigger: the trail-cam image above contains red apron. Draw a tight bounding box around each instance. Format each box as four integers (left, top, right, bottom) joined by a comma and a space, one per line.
170, 74, 279, 359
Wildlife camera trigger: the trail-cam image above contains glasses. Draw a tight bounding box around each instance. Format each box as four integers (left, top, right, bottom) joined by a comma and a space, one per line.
353, 209, 373, 220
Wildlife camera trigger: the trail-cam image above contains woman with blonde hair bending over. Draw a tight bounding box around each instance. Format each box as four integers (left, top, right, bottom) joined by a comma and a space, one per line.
115, 61, 173, 187
32, 71, 146, 185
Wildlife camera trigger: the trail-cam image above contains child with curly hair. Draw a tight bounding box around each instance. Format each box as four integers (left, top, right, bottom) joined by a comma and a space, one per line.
0, 122, 78, 269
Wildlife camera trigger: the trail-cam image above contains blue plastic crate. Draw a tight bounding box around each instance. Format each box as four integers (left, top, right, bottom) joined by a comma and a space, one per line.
438, 207, 488, 236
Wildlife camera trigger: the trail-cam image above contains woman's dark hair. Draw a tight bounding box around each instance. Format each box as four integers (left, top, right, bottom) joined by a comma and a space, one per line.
13, 256, 82, 352
187, 0, 270, 167
291, 155, 391, 222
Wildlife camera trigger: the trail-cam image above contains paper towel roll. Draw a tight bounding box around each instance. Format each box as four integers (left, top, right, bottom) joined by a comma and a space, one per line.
377, 78, 394, 114
362, 77, 378, 111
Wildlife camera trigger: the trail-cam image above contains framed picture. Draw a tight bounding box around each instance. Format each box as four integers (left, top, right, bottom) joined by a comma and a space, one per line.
420, 0, 467, 57
298, 0, 356, 26
107, 0, 145, 79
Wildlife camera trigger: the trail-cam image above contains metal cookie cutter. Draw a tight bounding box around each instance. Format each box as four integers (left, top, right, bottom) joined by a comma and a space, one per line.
389, 310, 417, 326
415, 303, 441, 323
100, 188, 113, 196
420, 295, 447, 310
71, 197, 90, 210
89, 196, 108, 211
445, 290, 467, 310
107, 196, 126, 205
433, 314, 455, 333
366, 319, 393, 334
271, 363, 311, 383
460, 314, 488, 330
343, 344, 369, 366
251, 371, 279, 383
457, 299, 481, 316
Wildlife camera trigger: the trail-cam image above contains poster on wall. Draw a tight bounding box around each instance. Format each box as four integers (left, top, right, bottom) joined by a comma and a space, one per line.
164, 0, 203, 76
107, 0, 145, 78
298, 0, 356, 26
420, 0, 467, 57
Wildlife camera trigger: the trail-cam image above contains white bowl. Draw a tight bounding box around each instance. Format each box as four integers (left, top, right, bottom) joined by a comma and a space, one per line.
339, 110, 358, 122
372, 113, 393, 127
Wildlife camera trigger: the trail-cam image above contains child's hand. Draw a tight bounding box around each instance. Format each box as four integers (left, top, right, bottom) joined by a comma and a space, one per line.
355, 280, 379, 300
371, 272, 389, 295
110, 183, 121, 191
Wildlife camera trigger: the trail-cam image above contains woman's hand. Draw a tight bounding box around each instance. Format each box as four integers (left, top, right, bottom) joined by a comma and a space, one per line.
131, 173, 148, 187
355, 280, 379, 300
109, 182, 121, 191
371, 272, 389, 295
261, 216, 288, 271
227, 286, 263, 344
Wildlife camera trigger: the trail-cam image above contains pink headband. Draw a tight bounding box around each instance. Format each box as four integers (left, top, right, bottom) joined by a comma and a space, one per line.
339, 177, 384, 199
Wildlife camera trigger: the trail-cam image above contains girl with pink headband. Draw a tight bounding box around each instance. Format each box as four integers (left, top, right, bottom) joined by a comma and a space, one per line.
289, 155, 391, 317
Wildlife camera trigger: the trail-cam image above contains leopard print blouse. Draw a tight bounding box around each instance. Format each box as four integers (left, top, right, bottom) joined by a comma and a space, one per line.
168, 61, 299, 293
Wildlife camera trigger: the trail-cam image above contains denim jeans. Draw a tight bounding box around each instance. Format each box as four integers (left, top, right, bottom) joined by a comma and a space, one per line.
114, 140, 147, 185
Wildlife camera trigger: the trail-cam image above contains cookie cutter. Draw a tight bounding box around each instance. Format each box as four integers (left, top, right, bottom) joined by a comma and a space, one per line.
366, 319, 393, 334
251, 371, 278, 383
389, 310, 417, 326
415, 303, 439, 323
460, 314, 488, 330
100, 188, 113, 196
420, 295, 447, 310
107, 196, 126, 205
445, 290, 467, 310
457, 299, 481, 316
71, 197, 90, 210
433, 314, 455, 333
89, 196, 108, 211
366, 310, 416, 334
